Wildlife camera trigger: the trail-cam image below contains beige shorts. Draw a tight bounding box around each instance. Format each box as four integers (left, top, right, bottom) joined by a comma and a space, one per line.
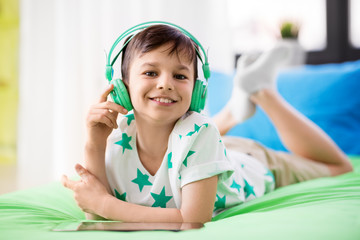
222, 136, 331, 188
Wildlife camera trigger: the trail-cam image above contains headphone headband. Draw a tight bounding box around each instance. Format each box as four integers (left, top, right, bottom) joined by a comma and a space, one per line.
105, 21, 211, 83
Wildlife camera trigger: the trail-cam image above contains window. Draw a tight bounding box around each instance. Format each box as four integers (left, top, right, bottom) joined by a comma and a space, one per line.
227, 0, 327, 52
349, 0, 360, 48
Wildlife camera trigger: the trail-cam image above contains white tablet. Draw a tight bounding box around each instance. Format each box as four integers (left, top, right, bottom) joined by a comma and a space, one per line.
52, 221, 204, 232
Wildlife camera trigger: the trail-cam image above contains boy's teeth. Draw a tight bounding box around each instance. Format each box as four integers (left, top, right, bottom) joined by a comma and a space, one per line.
154, 98, 174, 103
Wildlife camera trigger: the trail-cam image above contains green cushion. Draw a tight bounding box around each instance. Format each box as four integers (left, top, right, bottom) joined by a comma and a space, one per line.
1, 156, 360, 239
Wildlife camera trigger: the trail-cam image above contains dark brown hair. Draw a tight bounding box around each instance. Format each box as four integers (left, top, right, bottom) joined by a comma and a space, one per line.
120, 24, 199, 83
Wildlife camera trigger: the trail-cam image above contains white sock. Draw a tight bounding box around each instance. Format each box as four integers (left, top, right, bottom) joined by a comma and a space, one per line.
225, 44, 290, 123
225, 53, 258, 123
225, 86, 256, 123
238, 44, 291, 94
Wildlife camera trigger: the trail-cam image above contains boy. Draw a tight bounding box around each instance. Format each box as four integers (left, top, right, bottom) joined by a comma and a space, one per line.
62, 23, 352, 223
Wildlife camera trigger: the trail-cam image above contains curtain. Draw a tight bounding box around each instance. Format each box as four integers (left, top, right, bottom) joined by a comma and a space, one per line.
17, 0, 232, 189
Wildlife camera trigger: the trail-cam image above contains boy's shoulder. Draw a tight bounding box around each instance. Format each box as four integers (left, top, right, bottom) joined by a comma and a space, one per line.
172, 111, 218, 137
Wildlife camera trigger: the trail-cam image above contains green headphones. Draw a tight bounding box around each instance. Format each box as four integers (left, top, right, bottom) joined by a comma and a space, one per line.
105, 21, 211, 113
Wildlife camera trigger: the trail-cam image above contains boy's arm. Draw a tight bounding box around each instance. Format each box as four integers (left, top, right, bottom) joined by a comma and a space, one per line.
102, 175, 218, 223
84, 84, 127, 189
62, 164, 218, 223
83, 143, 108, 220
84, 141, 110, 192
83, 84, 128, 219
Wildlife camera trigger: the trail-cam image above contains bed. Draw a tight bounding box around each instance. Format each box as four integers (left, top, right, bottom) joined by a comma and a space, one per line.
1, 60, 360, 239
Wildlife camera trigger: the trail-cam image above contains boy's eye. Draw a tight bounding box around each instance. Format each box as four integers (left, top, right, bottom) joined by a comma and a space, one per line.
145, 72, 157, 77
174, 74, 187, 80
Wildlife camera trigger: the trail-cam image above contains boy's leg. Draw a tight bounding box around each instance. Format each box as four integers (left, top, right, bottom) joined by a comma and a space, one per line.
222, 136, 332, 188
213, 55, 256, 135
214, 43, 353, 177
214, 44, 289, 135
250, 89, 353, 177
213, 108, 239, 136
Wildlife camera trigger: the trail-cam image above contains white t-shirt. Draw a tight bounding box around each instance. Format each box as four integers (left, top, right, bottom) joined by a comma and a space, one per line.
105, 112, 275, 216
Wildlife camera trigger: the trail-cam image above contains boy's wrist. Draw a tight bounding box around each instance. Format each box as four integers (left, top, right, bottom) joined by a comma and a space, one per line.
97, 194, 114, 219
85, 139, 106, 152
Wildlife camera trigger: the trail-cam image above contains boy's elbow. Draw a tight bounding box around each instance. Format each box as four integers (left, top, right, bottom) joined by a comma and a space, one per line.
343, 162, 354, 173
340, 156, 354, 174
201, 217, 212, 224
179, 209, 212, 224
330, 161, 353, 176
85, 213, 107, 220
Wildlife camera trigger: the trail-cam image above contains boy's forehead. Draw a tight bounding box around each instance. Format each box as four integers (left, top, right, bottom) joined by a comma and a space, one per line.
136, 43, 194, 64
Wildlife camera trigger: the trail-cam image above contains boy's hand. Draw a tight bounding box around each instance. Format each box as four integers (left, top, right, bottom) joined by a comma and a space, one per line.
62, 164, 111, 216
86, 84, 128, 143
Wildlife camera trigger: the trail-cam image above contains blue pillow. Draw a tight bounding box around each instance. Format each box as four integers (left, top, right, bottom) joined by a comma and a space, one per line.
207, 60, 360, 155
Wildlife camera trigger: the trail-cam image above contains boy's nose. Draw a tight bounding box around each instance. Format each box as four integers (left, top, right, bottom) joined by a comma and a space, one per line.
157, 74, 174, 91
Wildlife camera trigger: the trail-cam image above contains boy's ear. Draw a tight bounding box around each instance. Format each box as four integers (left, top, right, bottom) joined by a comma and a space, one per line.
122, 79, 132, 99
122, 78, 129, 88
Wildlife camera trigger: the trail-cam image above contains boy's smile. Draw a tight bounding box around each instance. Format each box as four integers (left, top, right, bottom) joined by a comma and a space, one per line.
127, 43, 195, 125
150, 96, 176, 105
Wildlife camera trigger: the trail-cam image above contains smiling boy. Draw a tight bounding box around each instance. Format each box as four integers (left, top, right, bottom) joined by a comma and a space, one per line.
63, 24, 225, 223
62, 23, 352, 224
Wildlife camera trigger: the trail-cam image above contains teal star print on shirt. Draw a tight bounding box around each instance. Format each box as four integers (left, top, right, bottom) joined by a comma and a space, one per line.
244, 179, 256, 198
151, 187, 173, 208
230, 179, 241, 192
115, 133, 132, 154
214, 194, 226, 209
167, 152, 173, 169
264, 170, 275, 193
219, 139, 227, 157
114, 189, 127, 201
183, 150, 195, 167
186, 123, 209, 136
125, 114, 135, 126
131, 168, 152, 192
187, 124, 200, 136
265, 169, 275, 181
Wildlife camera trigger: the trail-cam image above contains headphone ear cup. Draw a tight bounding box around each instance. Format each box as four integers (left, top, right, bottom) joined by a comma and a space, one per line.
110, 79, 133, 111
189, 79, 207, 113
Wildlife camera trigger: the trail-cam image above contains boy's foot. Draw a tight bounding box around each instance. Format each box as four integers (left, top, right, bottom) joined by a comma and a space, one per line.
226, 44, 291, 123
238, 44, 290, 94
225, 86, 256, 123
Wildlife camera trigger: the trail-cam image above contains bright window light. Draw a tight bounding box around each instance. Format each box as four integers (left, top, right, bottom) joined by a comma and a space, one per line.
350, 0, 360, 48
226, 0, 326, 52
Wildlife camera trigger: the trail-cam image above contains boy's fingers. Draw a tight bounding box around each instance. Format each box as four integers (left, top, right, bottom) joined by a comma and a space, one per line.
99, 101, 127, 115
75, 164, 89, 181
88, 112, 115, 129
96, 87, 128, 115
61, 175, 77, 190
99, 84, 114, 103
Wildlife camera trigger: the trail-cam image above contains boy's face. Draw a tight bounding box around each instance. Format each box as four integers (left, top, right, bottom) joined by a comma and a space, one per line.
127, 43, 195, 125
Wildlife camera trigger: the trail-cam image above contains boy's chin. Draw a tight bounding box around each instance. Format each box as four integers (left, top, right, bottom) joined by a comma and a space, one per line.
152, 114, 185, 123
135, 112, 184, 124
